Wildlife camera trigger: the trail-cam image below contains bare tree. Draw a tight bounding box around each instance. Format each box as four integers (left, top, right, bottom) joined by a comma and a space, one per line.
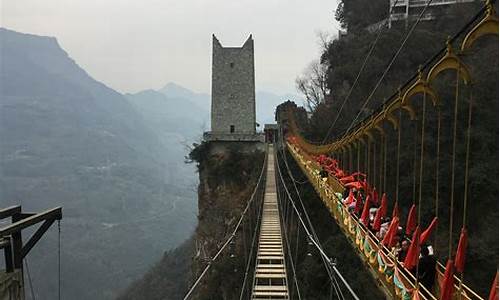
315, 29, 334, 53
295, 59, 329, 112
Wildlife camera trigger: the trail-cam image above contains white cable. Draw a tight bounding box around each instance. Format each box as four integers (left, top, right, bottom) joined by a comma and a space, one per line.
183, 152, 268, 300
278, 129, 346, 299
275, 144, 359, 300
340, 0, 436, 141
276, 171, 302, 300
321, 0, 402, 144
239, 180, 265, 300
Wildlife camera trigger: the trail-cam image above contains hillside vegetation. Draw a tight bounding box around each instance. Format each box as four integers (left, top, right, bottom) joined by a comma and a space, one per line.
119, 142, 265, 299
298, 0, 498, 295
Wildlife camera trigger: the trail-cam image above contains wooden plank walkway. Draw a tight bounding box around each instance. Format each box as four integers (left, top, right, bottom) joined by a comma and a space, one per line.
252, 145, 289, 300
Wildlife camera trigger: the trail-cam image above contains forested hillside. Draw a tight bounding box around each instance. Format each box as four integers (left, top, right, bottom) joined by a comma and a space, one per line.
297, 0, 498, 295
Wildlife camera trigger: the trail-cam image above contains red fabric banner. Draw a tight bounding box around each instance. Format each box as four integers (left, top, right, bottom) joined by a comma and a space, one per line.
411, 291, 421, 300
354, 193, 363, 215
403, 226, 421, 270
345, 189, 354, 205
382, 217, 399, 247
419, 217, 438, 245
372, 194, 388, 231
392, 202, 399, 219
440, 260, 455, 300
340, 175, 355, 184
405, 204, 417, 236
489, 271, 499, 300
360, 195, 371, 227
454, 227, 468, 273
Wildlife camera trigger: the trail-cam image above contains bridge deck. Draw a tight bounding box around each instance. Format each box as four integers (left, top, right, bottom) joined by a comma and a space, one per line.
252, 145, 289, 300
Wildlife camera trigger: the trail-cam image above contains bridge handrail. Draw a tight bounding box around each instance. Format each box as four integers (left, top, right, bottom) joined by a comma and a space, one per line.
284, 1, 497, 154
286, 141, 484, 300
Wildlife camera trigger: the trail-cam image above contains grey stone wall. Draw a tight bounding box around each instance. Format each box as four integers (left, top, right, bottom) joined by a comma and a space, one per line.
211, 34, 256, 135
203, 132, 264, 142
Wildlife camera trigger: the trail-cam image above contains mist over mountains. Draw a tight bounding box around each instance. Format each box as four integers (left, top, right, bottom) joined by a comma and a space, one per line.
0, 28, 199, 299
152, 81, 303, 129
0, 28, 302, 299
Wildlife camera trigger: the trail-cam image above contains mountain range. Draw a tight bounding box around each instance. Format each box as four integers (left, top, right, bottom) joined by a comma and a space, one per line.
0, 27, 302, 299
0, 28, 199, 299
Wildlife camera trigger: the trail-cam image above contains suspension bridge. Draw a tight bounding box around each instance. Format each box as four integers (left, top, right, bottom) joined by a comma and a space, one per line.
181, 1, 498, 299
1, 0, 498, 299
251, 145, 289, 299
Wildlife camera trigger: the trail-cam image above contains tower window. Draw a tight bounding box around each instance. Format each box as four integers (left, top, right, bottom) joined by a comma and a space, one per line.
230, 125, 235, 133
230, 62, 234, 68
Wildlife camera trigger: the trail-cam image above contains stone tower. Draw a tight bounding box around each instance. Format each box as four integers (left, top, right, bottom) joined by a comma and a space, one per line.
206, 34, 260, 141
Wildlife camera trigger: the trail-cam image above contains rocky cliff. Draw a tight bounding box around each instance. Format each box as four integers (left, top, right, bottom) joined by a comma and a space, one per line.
119, 141, 265, 299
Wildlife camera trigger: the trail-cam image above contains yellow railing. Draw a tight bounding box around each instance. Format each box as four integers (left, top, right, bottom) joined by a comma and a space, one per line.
286, 141, 483, 300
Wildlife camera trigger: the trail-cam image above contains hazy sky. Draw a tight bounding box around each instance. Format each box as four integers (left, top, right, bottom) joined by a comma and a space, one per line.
2, 0, 340, 95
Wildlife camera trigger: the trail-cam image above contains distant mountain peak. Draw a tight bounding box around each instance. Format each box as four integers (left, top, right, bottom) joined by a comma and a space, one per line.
159, 82, 196, 97
0, 27, 58, 45
157, 82, 211, 113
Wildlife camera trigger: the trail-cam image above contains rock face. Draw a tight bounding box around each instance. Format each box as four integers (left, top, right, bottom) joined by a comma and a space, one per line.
190, 142, 265, 299
118, 142, 266, 300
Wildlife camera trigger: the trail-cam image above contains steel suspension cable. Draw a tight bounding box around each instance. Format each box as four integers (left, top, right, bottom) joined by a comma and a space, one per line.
276, 154, 345, 300
242, 218, 249, 271
339, 0, 435, 142
417, 94, 427, 223
276, 146, 358, 300
378, 135, 382, 192
457, 81, 474, 296
282, 151, 310, 185
373, 136, 377, 192
357, 140, 361, 174
58, 220, 61, 300
239, 181, 264, 300
367, 141, 371, 183
434, 109, 441, 252
415, 90, 428, 287
276, 174, 302, 300
412, 121, 419, 203
321, 0, 403, 144
290, 1, 492, 159
279, 129, 345, 299
183, 154, 267, 300
378, 134, 384, 193
279, 145, 346, 300
395, 109, 403, 205
349, 146, 353, 174
447, 66, 461, 259
294, 217, 301, 278
383, 133, 388, 192
25, 258, 35, 300
462, 91, 473, 231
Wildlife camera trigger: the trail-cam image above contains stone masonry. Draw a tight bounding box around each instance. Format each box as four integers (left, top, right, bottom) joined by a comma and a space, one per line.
205, 34, 262, 142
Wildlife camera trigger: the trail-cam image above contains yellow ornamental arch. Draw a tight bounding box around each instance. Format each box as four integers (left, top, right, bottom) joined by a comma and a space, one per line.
339, 144, 348, 155
401, 104, 418, 121
428, 41, 471, 85
461, 2, 499, 51
355, 129, 366, 146
384, 110, 399, 130
363, 129, 375, 143
383, 96, 402, 129
374, 123, 386, 137
402, 68, 439, 109
342, 137, 356, 153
